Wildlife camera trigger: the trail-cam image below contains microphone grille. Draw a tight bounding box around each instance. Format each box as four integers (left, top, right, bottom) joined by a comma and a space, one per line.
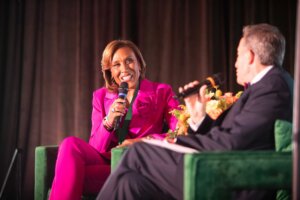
119, 82, 128, 89
118, 82, 129, 95
211, 73, 224, 87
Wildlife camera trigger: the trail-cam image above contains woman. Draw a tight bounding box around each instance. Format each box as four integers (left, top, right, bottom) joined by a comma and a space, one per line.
49, 40, 179, 199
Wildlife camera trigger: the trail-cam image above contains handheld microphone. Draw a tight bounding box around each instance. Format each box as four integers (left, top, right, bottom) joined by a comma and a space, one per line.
114, 82, 129, 130
176, 73, 223, 99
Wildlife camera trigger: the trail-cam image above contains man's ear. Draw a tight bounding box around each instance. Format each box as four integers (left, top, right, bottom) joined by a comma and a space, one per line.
247, 49, 255, 64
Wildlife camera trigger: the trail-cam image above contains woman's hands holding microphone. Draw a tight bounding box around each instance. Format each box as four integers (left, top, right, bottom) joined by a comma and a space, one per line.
108, 99, 127, 124
106, 97, 145, 148
103, 98, 128, 131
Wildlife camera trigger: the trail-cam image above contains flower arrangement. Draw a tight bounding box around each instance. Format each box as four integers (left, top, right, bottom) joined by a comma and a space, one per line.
167, 88, 243, 138
168, 105, 190, 138
205, 89, 243, 120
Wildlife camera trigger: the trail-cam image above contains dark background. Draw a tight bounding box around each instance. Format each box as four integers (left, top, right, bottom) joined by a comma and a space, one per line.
0, 0, 298, 199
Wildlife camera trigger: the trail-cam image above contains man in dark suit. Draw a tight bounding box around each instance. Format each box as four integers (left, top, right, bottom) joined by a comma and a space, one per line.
97, 23, 293, 200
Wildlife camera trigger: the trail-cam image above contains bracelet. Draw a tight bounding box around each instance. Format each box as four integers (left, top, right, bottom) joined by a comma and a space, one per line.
103, 116, 113, 131
105, 116, 114, 127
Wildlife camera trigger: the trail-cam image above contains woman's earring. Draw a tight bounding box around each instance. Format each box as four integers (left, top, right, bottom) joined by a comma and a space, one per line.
111, 77, 116, 84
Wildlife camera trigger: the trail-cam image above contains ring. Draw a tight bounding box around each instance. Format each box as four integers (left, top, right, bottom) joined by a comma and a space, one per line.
112, 108, 115, 113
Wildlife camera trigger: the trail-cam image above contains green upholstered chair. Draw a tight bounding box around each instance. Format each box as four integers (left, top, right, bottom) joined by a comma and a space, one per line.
35, 145, 58, 200
34, 146, 96, 200
184, 151, 291, 200
111, 119, 293, 200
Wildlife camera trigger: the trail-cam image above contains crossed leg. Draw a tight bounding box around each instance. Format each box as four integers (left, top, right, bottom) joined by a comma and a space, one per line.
97, 142, 184, 200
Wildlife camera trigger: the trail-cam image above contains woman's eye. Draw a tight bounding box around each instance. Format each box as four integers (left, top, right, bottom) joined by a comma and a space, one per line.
112, 63, 120, 68
125, 58, 133, 65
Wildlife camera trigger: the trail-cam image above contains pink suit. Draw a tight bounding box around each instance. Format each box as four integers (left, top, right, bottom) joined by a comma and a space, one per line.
49, 79, 179, 200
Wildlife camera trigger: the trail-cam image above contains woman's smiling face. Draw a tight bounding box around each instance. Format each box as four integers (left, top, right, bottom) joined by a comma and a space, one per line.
110, 47, 141, 90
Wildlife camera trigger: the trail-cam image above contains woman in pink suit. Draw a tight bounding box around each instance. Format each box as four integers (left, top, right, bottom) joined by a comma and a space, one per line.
49, 40, 179, 200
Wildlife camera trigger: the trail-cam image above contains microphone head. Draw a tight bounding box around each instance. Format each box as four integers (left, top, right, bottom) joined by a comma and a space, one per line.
119, 82, 128, 89
176, 73, 224, 99
207, 73, 224, 88
118, 82, 129, 99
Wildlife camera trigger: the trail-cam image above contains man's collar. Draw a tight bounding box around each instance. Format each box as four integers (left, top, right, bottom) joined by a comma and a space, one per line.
250, 65, 273, 85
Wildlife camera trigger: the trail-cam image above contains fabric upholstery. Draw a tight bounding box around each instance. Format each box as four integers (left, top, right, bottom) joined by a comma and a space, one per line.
35, 146, 58, 200
111, 147, 128, 171
34, 146, 97, 200
275, 120, 292, 152
274, 120, 293, 200
184, 151, 291, 200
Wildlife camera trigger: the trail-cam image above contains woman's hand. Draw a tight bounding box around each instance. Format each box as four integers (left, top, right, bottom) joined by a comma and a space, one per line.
116, 138, 143, 148
164, 137, 176, 144
179, 81, 209, 124
106, 98, 127, 126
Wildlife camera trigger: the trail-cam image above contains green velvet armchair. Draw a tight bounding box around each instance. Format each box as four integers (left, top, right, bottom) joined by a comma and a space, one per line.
35, 120, 292, 200
111, 148, 291, 200
35, 145, 58, 200
34, 146, 96, 200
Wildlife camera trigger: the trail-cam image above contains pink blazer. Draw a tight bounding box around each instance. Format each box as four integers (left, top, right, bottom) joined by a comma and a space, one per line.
89, 79, 179, 158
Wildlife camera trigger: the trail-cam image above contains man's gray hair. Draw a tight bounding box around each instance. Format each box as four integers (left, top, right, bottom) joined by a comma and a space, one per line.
243, 23, 286, 66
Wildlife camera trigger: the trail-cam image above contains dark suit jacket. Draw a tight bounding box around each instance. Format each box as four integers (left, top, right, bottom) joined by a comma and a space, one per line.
176, 66, 293, 151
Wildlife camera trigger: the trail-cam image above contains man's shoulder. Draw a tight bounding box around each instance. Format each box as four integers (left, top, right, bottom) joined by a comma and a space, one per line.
260, 67, 293, 90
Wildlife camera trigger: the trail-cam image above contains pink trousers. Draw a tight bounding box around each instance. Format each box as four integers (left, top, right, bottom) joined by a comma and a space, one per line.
49, 136, 111, 200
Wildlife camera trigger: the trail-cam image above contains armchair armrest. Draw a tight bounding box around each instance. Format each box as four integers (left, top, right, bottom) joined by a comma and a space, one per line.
184, 151, 292, 200
34, 145, 58, 200
111, 147, 128, 171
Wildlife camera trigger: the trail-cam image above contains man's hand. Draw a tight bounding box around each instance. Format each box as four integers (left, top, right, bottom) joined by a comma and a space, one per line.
179, 81, 209, 124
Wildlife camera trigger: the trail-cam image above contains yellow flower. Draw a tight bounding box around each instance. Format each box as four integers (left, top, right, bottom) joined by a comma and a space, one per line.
168, 105, 190, 138
206, 90, 242, 119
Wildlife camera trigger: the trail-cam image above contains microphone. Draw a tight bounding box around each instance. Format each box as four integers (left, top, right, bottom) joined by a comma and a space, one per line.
114, 82, 129, 130
176, 73, 223, 98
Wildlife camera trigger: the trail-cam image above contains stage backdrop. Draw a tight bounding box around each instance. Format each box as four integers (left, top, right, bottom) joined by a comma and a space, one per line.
0, 0, 297, 199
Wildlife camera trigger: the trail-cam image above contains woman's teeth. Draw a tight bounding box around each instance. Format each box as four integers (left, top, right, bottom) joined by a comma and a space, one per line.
121, 75, 132, 81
